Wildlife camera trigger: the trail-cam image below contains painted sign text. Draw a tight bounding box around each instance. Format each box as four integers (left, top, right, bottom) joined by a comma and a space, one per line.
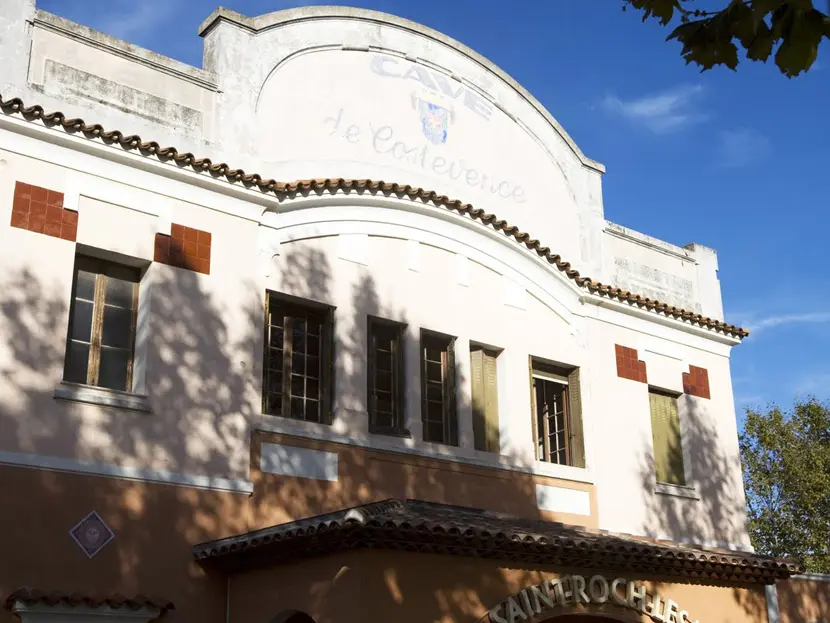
487, 575, 700, 623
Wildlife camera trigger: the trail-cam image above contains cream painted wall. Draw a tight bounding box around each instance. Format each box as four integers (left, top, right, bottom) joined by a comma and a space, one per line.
0, 1, 750, 548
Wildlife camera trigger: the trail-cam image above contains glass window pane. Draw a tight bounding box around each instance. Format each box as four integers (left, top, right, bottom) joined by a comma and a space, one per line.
425, 422, 445, 443
290, 397, 304, 419
291, 374, 305, 397
426, 361, 442, 381
306, 400, 320, 423
267, 391, 282, 415
306, 335, 319, 356
65, 341, 90, 384
101, 307, 134, 349
376, 371, 392, 392
105, 278, 135, 309
292, 328, 306, 351
427, 382, 444, 402
98, 347, 130, 391
306, 377, 320, 400
306, 356, 320, 377
292, 353, 305, 373
376, 350, 393, 372
70, 300, 94, 342
269, 327, 284, 348
75, 270, 96, 301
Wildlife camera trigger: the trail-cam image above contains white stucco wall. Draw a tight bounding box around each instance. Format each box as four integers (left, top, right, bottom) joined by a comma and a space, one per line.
0, 1, 750, 547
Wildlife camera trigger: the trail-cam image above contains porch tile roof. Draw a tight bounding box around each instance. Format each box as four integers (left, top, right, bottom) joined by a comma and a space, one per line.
192, 498, 800, 585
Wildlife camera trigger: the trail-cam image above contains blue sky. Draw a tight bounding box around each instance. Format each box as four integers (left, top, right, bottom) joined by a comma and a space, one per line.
39, 0, 830, 418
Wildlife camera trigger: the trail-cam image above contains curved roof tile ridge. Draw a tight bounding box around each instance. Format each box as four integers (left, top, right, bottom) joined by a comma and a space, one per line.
0, 94, 748, 339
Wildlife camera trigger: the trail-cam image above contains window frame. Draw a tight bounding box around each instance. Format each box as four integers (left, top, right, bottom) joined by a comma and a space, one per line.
63, 255, 140, 392
419, 329, 458, 446
367, 315, 407, 436
531, 370, 571, 465
262, 290, 335, 425
529, 358, 586, 468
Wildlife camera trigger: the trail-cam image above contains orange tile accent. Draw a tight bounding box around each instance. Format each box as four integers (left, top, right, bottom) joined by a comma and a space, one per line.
615, 344, 647, 384
154, 223, 211, 275
9, 181, 76, 242
682, 365, 710, 399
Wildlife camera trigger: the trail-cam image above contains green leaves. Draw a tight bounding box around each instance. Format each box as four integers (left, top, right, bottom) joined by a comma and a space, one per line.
623, 0, 830, 77
740, 398, 830, 572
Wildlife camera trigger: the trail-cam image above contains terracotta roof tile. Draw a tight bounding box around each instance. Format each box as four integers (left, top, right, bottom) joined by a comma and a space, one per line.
0, 94, 748, 339
4, 588, 174, 614
192, 499, 801, 584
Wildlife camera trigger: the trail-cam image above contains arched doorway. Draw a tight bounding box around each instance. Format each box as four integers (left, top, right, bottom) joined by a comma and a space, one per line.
269, 611, 316, 623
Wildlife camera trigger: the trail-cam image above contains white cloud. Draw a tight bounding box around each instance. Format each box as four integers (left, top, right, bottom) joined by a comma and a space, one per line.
716, 127, 771, 168
602, 84, 706, 133
740, 312, 830, 336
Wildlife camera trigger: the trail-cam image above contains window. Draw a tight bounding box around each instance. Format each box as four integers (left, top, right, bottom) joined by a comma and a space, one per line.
530, 360, 585, 467
263, 292, 333, 424
649, 389, 685, 485
368, 317, 406, 434
63, 256, 140, 392
420, 330, 457, 445
470, 346, 500, 453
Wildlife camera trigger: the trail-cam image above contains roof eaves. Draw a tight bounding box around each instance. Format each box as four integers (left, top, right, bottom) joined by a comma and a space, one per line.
0, 93, 748, 340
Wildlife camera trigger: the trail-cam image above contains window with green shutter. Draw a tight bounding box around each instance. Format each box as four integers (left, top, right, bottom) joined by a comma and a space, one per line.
648, 389, 686, 485
529, 358, 585, 468
470, 346, 500, 453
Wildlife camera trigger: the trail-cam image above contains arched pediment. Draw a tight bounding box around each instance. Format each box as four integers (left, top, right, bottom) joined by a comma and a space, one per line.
258, 189, 589, 326
200, 5, 608, 277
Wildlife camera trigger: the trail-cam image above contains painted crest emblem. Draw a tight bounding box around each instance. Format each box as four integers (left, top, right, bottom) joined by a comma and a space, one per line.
419, 100, 450, 145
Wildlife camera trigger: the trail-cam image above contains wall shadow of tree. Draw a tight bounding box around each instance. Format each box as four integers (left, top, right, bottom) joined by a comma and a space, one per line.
0, 235, 554, 623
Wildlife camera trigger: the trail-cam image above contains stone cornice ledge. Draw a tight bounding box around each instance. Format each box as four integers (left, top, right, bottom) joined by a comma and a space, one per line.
582, 293, 741, 347
34, 10, 219, 91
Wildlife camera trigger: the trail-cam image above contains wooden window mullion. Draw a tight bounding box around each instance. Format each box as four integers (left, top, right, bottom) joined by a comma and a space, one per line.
282, 315, 293, 417
87, 272, 107, 385
562, 388, 572, 465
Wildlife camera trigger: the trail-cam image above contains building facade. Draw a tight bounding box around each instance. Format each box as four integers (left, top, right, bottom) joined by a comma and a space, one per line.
0, 2, 823, 622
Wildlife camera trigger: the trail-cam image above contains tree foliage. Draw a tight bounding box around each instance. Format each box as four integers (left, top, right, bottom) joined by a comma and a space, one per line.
739, 398, 830, 572
623, 0, 830, 77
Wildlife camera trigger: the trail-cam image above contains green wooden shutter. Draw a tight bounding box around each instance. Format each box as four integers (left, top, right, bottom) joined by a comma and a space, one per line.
567, 368, 585, 468
649, 391, 685, 485
483, 352, 500, 453
471, 349, 500, 453
471, 349, 486, 451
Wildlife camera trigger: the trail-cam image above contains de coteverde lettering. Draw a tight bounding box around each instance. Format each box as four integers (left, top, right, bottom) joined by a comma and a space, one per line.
487, 575, 700, 623
324, 108, 526, 204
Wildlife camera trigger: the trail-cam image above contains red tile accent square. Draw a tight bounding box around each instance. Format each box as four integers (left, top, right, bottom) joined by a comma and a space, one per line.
60, 222, 77, 241
683, 365, 711, 399
46, 190, 64, 207
154, 224, 212, 274
615, 344, 648, 384
10, 211, 28, 229
30, 201, 47, 217
44, 221, 63, 238
46, 204, 64, 224
28, 216, 46, 234
30, 185, 48, 202
10, 181, 75, 241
